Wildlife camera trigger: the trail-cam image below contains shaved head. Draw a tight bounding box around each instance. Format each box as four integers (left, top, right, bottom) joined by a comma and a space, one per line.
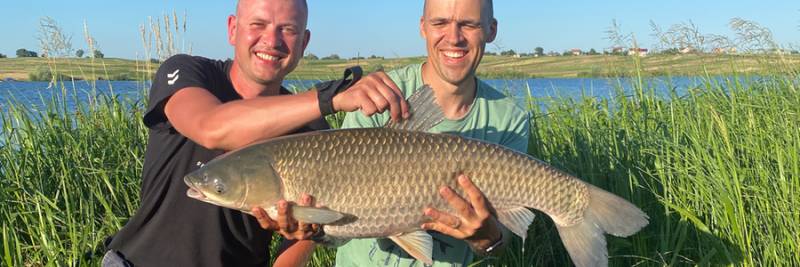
236, 0, 309, 28
423, 0, 494, 22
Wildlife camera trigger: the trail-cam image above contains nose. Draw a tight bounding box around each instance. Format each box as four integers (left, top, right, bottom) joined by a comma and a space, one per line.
260, 26, 283, 49
444, 23, 465, 45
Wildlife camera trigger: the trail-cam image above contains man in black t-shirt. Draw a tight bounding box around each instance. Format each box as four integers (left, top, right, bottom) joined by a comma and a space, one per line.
103, 0, 409, 266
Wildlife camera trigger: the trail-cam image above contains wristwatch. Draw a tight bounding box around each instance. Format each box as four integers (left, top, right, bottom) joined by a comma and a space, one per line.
474, 231, 504, 256
316, 66, 363, 116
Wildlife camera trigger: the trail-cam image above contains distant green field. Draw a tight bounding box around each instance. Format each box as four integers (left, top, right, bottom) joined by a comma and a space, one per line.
2, 54, 799, 81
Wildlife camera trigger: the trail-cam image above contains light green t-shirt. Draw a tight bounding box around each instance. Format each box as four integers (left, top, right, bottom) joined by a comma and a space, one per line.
334, 63, 531, 267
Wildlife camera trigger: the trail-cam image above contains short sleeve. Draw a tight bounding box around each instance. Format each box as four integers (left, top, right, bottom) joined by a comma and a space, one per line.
143, 54, 211, 131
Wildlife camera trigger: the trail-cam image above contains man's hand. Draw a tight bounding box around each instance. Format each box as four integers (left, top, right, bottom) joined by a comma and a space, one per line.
421, 174, 504, 253
332, 71, 410, 122
251, 194, 320, 240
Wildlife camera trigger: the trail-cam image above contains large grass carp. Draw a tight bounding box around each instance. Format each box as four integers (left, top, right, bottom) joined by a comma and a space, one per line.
184, 86, 648, 267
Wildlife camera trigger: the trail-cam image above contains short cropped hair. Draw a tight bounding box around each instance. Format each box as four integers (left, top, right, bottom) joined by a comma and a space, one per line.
423, 0, 494, 21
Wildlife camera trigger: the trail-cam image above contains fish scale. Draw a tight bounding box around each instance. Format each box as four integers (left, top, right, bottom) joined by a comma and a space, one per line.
265, 128, 589, 237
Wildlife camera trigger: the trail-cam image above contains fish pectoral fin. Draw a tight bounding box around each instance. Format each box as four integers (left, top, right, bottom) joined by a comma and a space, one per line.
291, 206, 346, 224
497, 207, 536, 241
383, 85, 444, 131
388, 231, 433, 265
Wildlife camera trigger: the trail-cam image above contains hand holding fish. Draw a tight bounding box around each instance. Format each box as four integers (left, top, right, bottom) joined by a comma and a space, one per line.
332, 71, 410, 122
421, 174, 505, 254
251, 194, 321, 240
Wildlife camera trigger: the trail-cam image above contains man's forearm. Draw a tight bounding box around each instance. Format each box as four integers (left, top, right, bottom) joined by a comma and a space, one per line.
192, 90, 323, 151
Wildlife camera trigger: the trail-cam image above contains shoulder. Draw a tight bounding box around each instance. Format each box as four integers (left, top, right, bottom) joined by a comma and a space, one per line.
385, 63, 424, 97
477, 80, 528, 120
156, 54, 223, 76
386, 63, 422, 81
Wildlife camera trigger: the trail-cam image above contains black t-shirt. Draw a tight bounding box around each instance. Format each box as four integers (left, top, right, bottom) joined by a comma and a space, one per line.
107, 54, 329, 266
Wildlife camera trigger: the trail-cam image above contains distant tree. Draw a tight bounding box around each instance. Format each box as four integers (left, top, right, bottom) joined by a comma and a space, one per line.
75, 49, 84, 58
660, 48, 680, 55
0, 53, 6, 58
500, 49, 517, 56
322, 54, 340, 60
350, 56, 365, 60
16, 48, 38, 58
791, 50, 799, 55
304, 53, 319, 60
93, 50, 105, 58
485, 51, 497, 56
562, 51, 572, 56
534, 47, 544, 57
368, 54, 384, 59
587, 49, 599, 55
149, 58, 161, 63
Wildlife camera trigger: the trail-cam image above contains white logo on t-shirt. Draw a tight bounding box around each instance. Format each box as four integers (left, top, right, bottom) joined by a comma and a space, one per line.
167, 69, 180, 85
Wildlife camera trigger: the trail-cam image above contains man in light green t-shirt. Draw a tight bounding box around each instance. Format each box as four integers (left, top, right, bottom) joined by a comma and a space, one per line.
335, 0, 531, 266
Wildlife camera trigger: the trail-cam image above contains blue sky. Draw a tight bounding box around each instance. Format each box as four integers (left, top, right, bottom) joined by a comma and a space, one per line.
2, 1, 798, 59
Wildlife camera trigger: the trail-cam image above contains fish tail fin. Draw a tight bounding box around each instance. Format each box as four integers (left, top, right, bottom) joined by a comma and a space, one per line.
555, 184, 649, 267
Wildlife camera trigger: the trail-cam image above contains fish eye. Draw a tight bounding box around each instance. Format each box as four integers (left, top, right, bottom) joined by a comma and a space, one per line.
213, 179, 226, 194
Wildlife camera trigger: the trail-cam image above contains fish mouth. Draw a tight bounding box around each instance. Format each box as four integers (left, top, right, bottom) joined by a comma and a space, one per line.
184, 176, 207, 200
186, 187, 206, 200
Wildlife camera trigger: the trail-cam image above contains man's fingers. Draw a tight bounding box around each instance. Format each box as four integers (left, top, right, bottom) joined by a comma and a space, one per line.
439, 186, 475, 219
377, 73, 409, 119
376, 85, 403, 121
421, 222, 466, 240
299, 193, 314, 206
276, 200, 297, 234
364, 88, 390, 114
424, 207, 463, 229
457, 175, 491, 218
372, 71, 408, 120
296, 194, 315, 235
252, 207, 277, 230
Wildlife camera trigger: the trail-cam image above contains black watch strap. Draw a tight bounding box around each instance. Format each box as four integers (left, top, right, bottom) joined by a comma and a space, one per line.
316, 66, 363, 116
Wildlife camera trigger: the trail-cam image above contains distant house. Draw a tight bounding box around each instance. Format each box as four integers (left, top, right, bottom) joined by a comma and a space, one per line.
628, 48, 649, 57
570, 48, 582, 56
713, 47, 737, 54
680, 47, 696, 54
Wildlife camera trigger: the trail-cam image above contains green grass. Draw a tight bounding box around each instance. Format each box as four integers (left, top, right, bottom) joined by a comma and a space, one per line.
3, 54, 800, 81
1, 57, 799, 266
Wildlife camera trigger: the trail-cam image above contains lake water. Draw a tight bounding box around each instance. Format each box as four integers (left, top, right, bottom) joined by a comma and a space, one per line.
0, 77, 729, 114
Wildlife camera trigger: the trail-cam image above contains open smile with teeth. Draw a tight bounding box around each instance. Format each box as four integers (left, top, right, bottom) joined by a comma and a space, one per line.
255, 52, 280, 61
443, 51, 466, 59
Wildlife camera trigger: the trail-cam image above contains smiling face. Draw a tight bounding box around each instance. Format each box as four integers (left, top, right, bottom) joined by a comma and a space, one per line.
421, 0, 497, 86
228, 0, 310, 86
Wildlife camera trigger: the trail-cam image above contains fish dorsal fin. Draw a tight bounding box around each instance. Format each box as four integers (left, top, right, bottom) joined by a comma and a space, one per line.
388, 231, 433, 265
384, 85, 445, 131
264, 205, 345, 225
497, 207, 536, 241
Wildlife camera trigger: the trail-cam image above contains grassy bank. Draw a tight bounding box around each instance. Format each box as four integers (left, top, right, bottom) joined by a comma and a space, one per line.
1, 57, 799, 266
3, 54, 800, 81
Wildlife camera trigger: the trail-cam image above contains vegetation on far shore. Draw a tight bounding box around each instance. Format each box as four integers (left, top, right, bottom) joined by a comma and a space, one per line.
2, 54, 800, 81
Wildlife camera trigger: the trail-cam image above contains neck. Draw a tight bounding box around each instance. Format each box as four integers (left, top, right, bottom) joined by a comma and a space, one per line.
421, 63, 477, 120
229, 61, 282, 99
